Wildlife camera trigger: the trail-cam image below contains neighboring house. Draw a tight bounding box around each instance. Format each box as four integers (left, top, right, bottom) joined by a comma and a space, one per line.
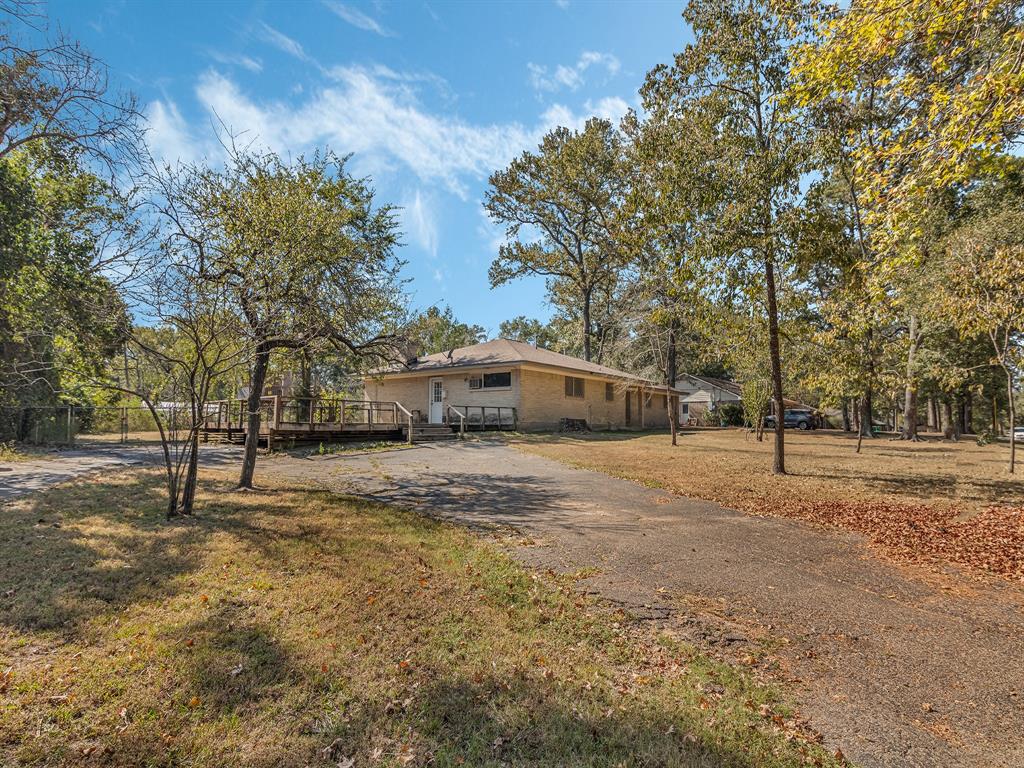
363, 338, 681, 431
673, 374, 743, 424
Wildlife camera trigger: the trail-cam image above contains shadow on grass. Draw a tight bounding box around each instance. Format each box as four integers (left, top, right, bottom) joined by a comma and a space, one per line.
314, 674, 783, 768
0, 470, 831, 768
799, 468, 1024, 506
0, 470, 301, 637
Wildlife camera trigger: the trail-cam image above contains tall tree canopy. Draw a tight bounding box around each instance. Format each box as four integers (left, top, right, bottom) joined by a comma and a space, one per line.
485, 117, 628, 362
794, 0, 1024, 262
642, 0, 812, 473
403, 305, 486, 357
0, 144, 130, 439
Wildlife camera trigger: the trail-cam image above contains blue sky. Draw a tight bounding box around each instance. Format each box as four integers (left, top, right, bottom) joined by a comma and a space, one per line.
49, 0, 691, 334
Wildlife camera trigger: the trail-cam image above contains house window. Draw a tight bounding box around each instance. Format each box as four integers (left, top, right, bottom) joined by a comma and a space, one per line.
483, 371, 511, 388
681, 403, 689, 415
564, 376, 584, 398
605, 382, 614, 401
468, 371, 512, 390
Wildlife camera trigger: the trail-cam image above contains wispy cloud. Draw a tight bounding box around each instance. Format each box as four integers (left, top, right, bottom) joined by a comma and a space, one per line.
207, 49, 263, 73
528, 51, 620, 93
322, 1, 394, 37
146, 66, 631, 196
404, 190, 439, 257
257, 21, 313, 63
145, 98, 212, 165
540, 96, 630, 131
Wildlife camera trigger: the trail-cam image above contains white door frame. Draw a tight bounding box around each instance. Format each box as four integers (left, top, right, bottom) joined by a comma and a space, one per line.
428, 377, 444, 424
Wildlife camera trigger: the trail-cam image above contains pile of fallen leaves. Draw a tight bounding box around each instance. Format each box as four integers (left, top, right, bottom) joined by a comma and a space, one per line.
736, 495, 1024, 581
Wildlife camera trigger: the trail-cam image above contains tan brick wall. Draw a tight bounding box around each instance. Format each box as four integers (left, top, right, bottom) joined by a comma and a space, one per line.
365, 365, 673, 432
639, 391, 671, 429
517, 368, 667, 431
363, 367, 520, 424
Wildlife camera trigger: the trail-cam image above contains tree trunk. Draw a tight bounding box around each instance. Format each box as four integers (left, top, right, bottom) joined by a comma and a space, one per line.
581, 291, 592, 362
991, 390, 999, 436
900, 320, 921, 440
942, 398, 960, 442
239, 343, 272, 490
180, 430, 200, 515
859, 388, 874, 439
1005, 366, 1016, 474
841, 398, 851, 432
667, 324, 678, 447
764, 257, 786, 475
960, 387, 973, 435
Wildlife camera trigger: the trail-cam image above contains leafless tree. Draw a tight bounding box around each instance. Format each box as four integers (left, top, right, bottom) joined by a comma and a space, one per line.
0, 2, 144, 172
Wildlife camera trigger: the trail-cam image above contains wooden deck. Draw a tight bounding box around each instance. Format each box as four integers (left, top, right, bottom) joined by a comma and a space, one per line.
203, 397, 411, 445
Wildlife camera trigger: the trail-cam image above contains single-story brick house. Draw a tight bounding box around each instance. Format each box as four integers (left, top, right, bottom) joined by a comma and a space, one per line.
363, 338, 682, 432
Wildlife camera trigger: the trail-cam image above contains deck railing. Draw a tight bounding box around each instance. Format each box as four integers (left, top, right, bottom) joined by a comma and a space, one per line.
451, 405, 517, 431
204, 396, 406, 435
446, 404, 466, 436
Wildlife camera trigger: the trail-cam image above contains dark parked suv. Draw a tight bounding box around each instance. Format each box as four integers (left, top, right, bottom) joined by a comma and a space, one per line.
764, 409, 816, 430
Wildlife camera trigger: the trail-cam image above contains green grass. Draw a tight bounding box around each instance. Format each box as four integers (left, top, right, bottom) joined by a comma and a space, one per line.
0, 470, 844, 767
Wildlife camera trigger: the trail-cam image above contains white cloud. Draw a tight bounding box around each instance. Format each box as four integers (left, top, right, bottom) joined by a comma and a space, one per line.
528, 51, 620, 93
476, 207, 507, 258
554, 0, 570, 8
186, 67, 537, 196
208, 50, 263, 73
403, 190, 439, 257
145, 66, 631, 197
145, 99, 209, 165
257, 22, 313, 63
539, 96, 630, 132
323, 1, 394, 36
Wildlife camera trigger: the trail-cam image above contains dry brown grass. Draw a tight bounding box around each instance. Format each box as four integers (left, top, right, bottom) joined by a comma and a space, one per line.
512, 430, 1024, 581
0, 469, 842, 768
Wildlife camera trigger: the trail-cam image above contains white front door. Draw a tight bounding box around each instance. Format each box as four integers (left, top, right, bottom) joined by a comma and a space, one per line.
428, 378, 444, 423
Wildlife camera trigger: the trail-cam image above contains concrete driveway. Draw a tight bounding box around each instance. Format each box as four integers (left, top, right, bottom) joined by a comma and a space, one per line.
267, 439, 1024, 768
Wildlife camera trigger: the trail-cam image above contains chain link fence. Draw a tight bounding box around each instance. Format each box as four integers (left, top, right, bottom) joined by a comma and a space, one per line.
1, 405, 194, 446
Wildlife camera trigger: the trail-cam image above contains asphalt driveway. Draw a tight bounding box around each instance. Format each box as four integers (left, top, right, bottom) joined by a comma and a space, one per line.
267, 439, 1024, 768
0, 443, 240, 500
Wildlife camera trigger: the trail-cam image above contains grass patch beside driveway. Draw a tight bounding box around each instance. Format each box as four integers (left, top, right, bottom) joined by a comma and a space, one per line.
0, 470, 842, 767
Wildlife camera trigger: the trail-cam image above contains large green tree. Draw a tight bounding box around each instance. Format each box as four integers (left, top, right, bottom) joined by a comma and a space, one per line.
485, 118, 627, 362
643, 0, 812, 474
155, 147, 403, 489
403, 305, 486, 356
0, 144, 129, 439
794, 0, 1024, 264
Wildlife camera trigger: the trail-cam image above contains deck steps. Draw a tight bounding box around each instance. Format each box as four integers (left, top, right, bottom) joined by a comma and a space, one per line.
402, 424, 459, 442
